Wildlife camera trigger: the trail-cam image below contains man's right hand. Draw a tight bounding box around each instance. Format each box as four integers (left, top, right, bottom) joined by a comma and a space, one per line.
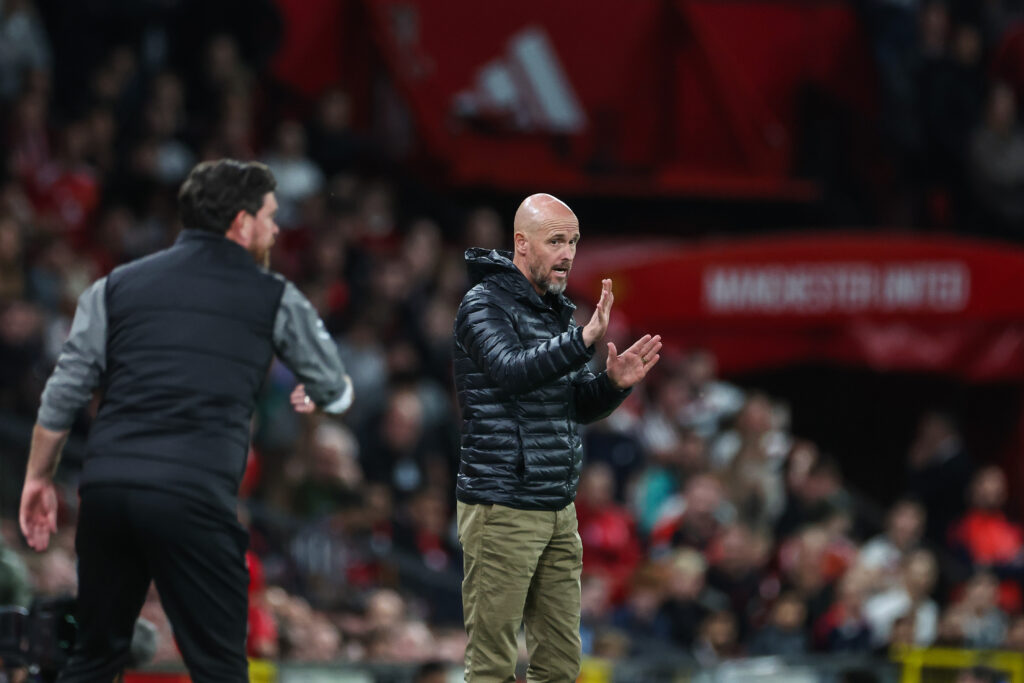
20, 476, 58, 552
582, 278, 613, 348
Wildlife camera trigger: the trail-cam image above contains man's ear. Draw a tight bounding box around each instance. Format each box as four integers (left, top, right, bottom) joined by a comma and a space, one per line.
514, 231, 528, 255
226, 210, 251, 245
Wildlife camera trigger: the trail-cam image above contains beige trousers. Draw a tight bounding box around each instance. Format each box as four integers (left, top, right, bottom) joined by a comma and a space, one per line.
457, 501, 583, 683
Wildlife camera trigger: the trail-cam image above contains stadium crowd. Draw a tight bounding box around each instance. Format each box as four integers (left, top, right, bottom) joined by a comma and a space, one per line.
3, 0, 1024, 670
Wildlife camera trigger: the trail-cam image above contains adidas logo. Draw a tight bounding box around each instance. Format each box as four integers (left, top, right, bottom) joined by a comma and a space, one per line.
452, 27, 587, 134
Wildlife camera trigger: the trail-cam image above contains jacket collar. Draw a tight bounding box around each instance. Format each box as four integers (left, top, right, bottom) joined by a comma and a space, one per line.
175, 228, 256, 265
465, 248, 576, 313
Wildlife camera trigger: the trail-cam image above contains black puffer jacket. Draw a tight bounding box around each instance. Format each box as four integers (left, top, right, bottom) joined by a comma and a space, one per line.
453, 248, 630, 510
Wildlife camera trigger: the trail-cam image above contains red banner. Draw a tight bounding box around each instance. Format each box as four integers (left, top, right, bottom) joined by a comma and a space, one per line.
568, 234, 1024, 381
364, 0, 874, 198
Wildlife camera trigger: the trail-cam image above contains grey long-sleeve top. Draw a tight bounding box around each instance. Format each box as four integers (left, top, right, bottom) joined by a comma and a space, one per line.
37, 277, 352, 431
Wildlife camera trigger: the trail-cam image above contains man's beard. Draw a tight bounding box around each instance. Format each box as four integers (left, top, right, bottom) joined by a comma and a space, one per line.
546, 278, 567, 296
530, 262, 567, 295
249, 246, 270, 268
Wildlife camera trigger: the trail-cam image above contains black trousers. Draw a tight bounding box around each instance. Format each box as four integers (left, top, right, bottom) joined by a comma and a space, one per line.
58, 486, 250, 683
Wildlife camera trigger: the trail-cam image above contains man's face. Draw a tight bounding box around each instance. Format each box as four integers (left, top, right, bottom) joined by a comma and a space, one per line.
522, 218, 579, 296
246, 193, 279, 266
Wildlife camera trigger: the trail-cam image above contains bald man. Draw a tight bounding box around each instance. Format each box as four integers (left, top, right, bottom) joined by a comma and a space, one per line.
453, 194, 661, 682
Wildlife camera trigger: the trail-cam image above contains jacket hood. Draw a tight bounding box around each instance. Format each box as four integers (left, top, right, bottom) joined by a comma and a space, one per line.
464, 248, 519, 286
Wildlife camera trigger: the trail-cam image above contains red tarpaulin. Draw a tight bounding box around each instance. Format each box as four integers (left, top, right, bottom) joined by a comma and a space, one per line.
568, 233, 1024, 381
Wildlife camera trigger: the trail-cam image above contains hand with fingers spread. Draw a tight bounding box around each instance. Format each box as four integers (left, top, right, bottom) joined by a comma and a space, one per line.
607, 334, 663, 390
582, 279, 614, 348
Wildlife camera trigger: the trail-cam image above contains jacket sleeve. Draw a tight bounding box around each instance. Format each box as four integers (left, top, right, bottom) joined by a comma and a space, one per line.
273, 281, 353, 413
573, 367, 631, 425
37, 277, 108, 430
455, 289, 594, 395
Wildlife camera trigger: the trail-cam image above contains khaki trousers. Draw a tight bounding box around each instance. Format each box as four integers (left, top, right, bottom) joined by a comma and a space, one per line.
457, 501, 583, 683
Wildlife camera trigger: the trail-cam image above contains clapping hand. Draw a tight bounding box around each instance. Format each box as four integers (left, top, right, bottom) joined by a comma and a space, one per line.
607, 334, 662, 390
582, 279, 613, 348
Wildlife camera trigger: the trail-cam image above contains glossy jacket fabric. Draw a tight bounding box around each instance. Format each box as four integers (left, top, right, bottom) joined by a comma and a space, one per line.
453, 248, 630, 510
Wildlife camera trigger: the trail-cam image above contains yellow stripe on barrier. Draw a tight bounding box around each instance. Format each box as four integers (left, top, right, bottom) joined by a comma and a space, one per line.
891, 647, 1024, 683
578, 657, 613, 683
248, 658, 277, 683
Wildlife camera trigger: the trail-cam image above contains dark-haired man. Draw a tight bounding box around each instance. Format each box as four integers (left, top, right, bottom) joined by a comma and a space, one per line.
19, 160, 352, 682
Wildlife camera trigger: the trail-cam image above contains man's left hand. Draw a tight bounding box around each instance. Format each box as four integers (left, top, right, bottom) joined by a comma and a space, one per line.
607, 334, 662, 389
290, 383, 317, 414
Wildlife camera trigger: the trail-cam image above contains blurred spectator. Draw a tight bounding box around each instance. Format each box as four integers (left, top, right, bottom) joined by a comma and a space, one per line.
747, 592, 810, 657
813, 566, 874, 653
392, 486, 459, 574
968, 81, 1024, 236
863, 549, 939, 647
650, 473, 729, 554
710, 392, 790, 470
906, 411, 972, 544
678, 349, 745, 439
776, 448, 850, 540
306, 88, 373, 177
576, 462, 643, 602
263, 120, 324, 228
857, 498, 927, 587
705, 523, 771, 638
692, 610, 740, 666
0, 0, 51, 102
720, 438, 786, 528
290, 421, 362, 519
954, 571, 1008, 649
360, 386, 433, 499
934, 603, 968, 648
609, 563, 672, 649
633, 426, 708, 536
638, 369, 691, 466
949, 465, 1024, 611
659, 548, 728, 649
778, 526, 838, 628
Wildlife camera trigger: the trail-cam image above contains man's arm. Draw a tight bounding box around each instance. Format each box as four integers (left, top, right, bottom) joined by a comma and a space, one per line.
23, 277, 108, 550
573, 334, 662, 424
455, 291, 594, 395
21, 425, 66, 550
573, 369, 631, 425
273, 281, 353, 414
37, 277, 108, 431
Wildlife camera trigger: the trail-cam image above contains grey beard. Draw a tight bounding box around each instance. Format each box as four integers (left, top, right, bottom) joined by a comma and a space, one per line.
530, 263, 567, 295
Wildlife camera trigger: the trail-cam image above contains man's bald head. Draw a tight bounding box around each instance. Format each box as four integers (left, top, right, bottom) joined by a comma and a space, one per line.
514, 194, 577, 236
511, 193, 580, 296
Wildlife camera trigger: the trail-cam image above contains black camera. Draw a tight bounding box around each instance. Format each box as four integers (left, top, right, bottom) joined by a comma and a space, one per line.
0, 596, 77, 682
